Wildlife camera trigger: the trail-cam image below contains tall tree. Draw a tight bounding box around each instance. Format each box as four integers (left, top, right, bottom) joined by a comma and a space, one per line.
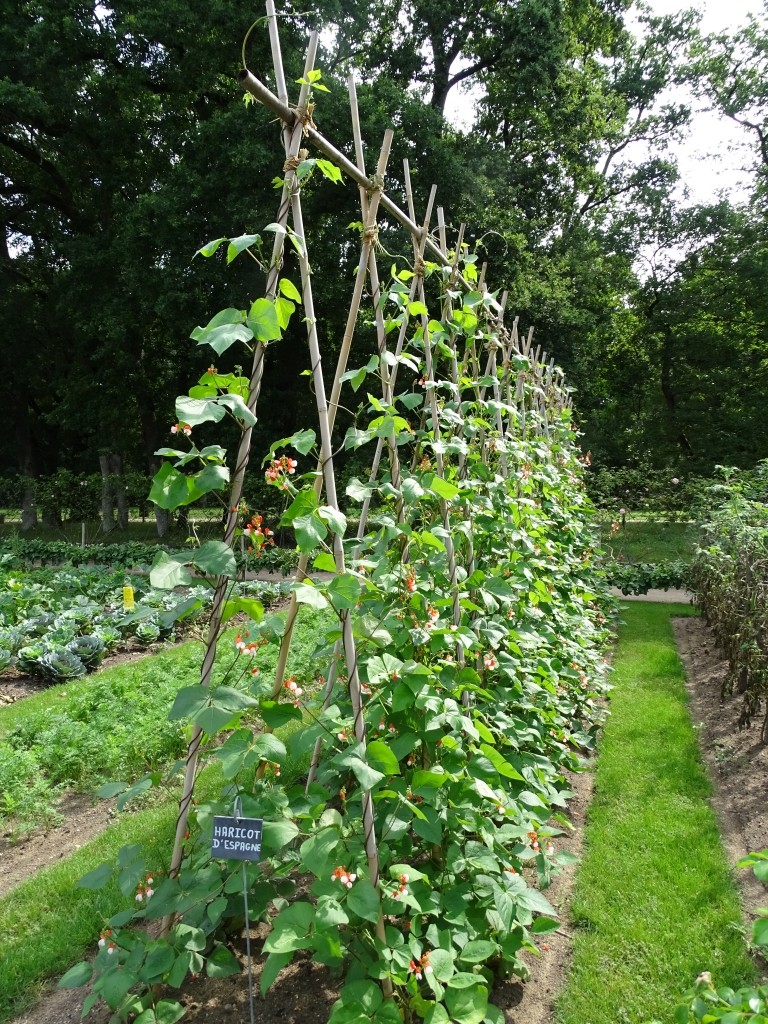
0, 0, 284, 481
5, 0, 761, 489
695, 2, 768, 182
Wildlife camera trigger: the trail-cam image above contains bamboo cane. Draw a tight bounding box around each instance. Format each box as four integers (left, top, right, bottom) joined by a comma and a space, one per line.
237, 68, 489, 300
268, 126, 393, 702
304, 111, 400, 790
285, 103, 393, 1004
158, 4, 311, 933
257, 31, 392, 992
353, 180, 436, 542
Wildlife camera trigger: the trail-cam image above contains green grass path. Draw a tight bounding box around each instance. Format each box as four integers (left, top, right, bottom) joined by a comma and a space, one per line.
557, 602, 757, 1024
0, 798, 179, 1020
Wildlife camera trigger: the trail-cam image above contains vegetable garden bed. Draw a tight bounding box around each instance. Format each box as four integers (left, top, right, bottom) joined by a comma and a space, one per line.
5, 605, 767, 1024
0, 571, 295, 841
0, 564, 291, 694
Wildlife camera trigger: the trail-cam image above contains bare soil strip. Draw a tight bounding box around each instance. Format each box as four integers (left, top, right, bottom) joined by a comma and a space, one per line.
672, 616, 768, 932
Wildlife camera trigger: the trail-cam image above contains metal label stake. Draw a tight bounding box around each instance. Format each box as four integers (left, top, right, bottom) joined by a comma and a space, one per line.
212, 797, 263, 1024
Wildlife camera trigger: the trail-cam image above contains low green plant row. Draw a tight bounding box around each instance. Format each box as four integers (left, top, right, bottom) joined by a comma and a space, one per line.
0, 603, 322, 839
3, 535, 301, 575
604, 559, 692, 595
0, 565, 209, 685
4, 538, 175, 568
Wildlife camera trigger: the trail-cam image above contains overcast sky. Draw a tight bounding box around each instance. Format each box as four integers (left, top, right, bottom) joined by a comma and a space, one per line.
638, 0, 763, 204
445, 0, 764, 206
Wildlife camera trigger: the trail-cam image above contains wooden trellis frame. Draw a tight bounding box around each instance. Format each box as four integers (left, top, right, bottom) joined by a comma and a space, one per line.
164, 2, 577, 958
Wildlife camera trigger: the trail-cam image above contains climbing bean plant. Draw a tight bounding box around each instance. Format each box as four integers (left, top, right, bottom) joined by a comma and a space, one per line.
690, 460, 768, 739
60, 17, 611, 1024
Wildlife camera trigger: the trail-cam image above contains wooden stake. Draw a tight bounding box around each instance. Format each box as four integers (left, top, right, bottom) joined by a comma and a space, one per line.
160, 0, 303, 931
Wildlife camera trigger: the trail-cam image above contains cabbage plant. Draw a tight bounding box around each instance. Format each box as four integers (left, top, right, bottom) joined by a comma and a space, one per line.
16, 644, 46, 676
67, 634, 105, 671
134, 621, 161, 645
38, 649, 87, 683
94, 624, 121, 652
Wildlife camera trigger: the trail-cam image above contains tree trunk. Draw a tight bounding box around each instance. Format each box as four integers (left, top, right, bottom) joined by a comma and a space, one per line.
40, 508, 60, 529
428, 35, 453, 116
155, 507, 172, 537
109, 454, 129, 530
660, 325, 694, 458
137, 388, 170, 537
99, 455, 115, 534
21, 477, 38, 531
16, 387, 38, 531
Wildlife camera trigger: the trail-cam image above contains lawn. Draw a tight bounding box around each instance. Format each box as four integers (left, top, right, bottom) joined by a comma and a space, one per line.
600, 519, 698, 563
557, 601, 758, 1024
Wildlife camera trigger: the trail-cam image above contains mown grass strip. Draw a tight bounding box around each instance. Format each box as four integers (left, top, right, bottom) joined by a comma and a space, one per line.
0, 636, 206, 737
601, 520, 697, 564
557, 602, 757, 1024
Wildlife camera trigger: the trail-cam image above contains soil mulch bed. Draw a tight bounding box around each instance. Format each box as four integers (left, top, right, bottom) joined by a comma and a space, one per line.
0, 643, 157, 706
0, 794, 117, 900
8, 614, 768, 1024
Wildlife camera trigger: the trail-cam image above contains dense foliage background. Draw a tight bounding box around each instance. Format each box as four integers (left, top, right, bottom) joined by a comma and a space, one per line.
2, 0, 767, 501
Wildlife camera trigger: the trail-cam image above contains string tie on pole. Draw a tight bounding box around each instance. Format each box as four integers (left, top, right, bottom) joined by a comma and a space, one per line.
295, 103, 316, 135
283, 148, 308, 172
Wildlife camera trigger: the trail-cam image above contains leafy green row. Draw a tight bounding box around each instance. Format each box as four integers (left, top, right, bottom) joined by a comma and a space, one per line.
604, 559, 692, 595
0, 565, 290, 682
0, 601, 317, 838
658, 462, 768, 1019
3, 539, 175, 568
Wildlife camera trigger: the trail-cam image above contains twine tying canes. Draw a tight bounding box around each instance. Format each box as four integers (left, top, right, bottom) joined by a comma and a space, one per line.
283, 147, 308, 172
295, 102, 316, 135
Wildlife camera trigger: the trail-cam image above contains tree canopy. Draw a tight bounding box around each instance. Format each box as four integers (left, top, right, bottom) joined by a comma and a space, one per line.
2, 0, 767, 494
